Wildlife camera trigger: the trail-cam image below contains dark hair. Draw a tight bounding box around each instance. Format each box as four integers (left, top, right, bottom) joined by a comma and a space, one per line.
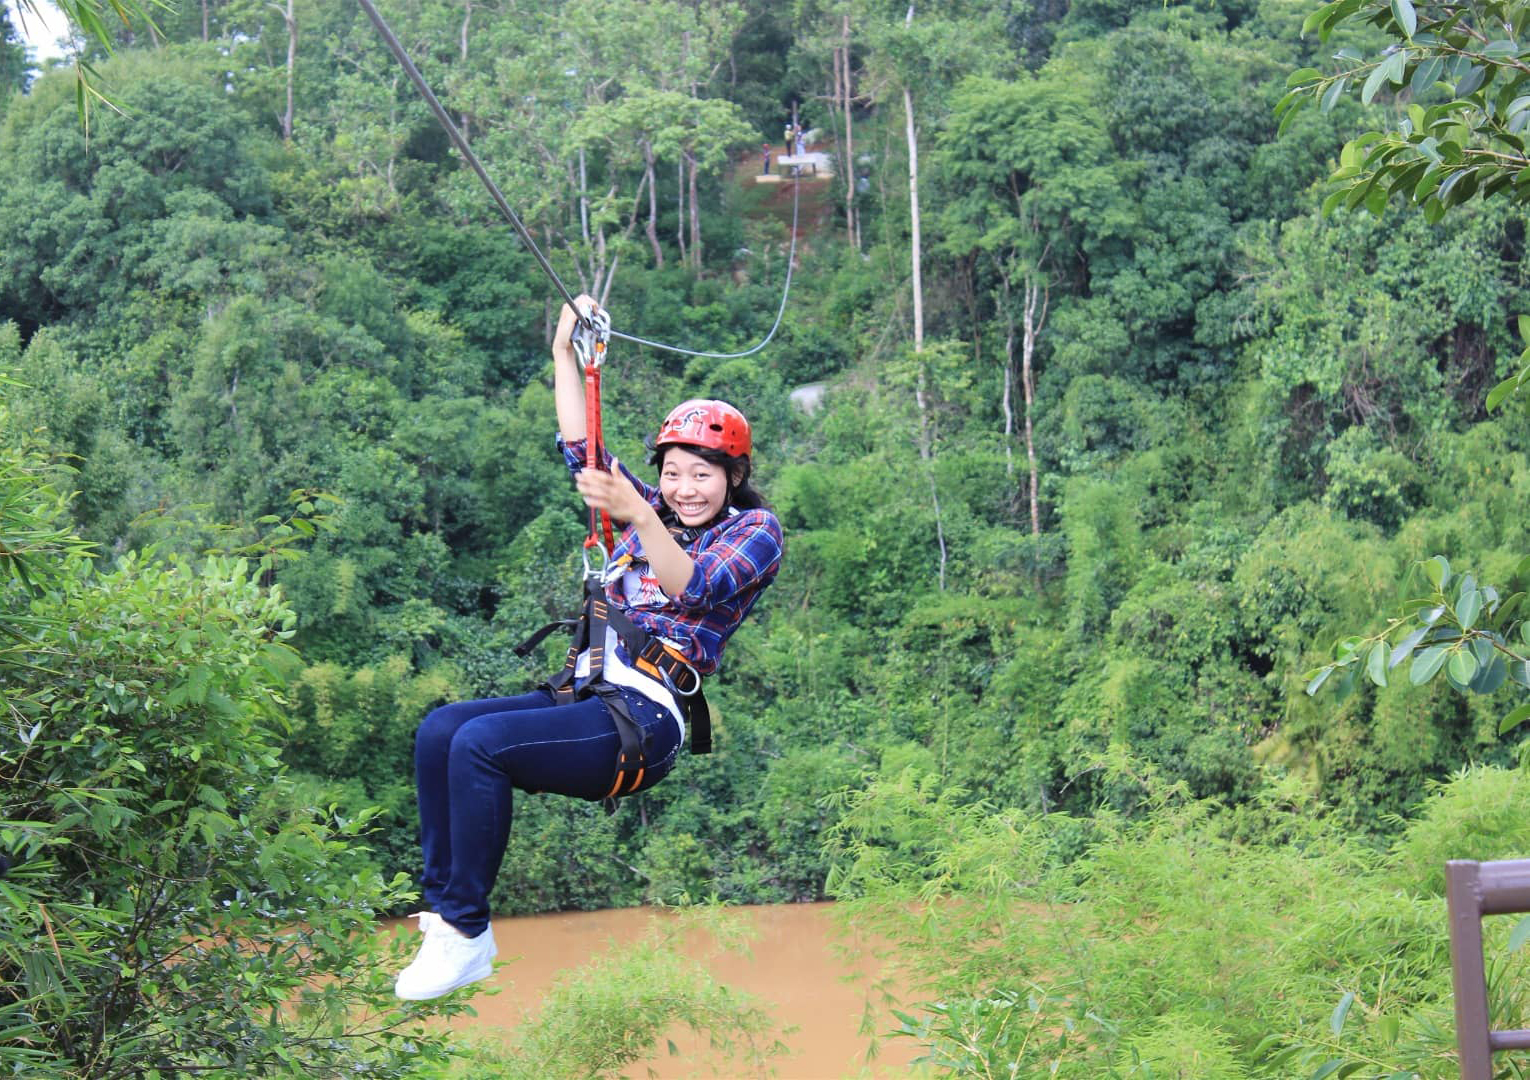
648, 442, 769, 513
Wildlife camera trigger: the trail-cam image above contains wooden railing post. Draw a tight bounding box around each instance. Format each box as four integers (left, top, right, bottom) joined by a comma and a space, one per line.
1447, 860, 1493, 1080
1446, 857, 1530, 1078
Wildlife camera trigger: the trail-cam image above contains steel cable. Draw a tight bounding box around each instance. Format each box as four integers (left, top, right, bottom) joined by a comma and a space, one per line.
356, 0, 582, 314
357, 0, 799, 359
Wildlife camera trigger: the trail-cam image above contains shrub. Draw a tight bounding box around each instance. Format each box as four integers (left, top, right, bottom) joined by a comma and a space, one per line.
0, 425, 464, 1077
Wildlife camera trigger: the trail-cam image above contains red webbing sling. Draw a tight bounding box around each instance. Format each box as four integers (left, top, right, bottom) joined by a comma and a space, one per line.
561, 307, 648, 804
575, 308, 616, 556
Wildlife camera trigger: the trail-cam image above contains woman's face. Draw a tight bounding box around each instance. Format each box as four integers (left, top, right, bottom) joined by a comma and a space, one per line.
659, 447, 729, 527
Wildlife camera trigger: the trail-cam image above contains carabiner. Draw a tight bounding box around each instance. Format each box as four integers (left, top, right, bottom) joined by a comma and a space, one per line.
581, 536, 610, 580
570, 304, 612, 372
668, 657, 703, 698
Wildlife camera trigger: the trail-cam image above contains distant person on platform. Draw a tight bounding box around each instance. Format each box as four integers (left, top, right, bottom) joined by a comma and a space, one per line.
761, 142, 771, 175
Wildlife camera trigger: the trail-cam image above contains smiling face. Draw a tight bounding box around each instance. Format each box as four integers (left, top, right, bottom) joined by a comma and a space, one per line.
658, 446, 730, 527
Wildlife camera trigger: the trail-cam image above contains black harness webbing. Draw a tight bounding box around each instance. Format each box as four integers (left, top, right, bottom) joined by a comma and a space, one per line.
515, 574, 711, 810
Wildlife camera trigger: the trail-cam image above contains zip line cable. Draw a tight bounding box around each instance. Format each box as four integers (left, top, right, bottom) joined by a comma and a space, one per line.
356, 0, 800, 360
355, 0, 578, 313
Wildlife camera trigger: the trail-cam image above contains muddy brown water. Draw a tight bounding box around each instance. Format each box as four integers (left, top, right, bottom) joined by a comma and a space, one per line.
406, 902, 927, 1079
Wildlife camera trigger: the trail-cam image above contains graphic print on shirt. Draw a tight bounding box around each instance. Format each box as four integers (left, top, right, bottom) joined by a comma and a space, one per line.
619, 560, 669, 609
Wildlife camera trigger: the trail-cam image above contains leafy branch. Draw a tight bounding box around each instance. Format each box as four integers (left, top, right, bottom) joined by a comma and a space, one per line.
1255, 988, 1424, 1079
1279, 0, 1530, 221
1305, 554, 1530, 734
131, 489, 342, 577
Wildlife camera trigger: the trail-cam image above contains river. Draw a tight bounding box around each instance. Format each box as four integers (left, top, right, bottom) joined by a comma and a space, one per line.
419, 902, 927, 1078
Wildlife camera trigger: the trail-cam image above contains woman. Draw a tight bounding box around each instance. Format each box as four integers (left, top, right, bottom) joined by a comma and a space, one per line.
395, 296, 784, 1001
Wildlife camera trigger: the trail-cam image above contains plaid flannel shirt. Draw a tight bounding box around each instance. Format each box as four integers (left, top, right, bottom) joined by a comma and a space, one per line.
558, 435, 783, 675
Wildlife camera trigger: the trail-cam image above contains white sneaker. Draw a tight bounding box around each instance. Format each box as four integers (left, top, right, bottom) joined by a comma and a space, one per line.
394, 920, 497, 1001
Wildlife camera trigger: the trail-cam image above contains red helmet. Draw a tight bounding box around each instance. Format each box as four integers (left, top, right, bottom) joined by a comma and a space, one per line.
655, 399, 752, 457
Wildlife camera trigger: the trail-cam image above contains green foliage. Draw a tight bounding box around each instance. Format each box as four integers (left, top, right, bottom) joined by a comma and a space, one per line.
1303, 552, 1530, 738
1281, 0, 1530, 413
0, 8, 28, 106
829, 756, 1530, 1078
1386, 766, 1530, 894
1124, 1018, 1251, 1079
1282, 0, 1530, 221
1060, 476, 1142, 638
454, 907, 786, 1078
1322, 426, 1424, 530
0, 426, 464, 1075
12, 0, 166, 128
13, 7, 1530, 1077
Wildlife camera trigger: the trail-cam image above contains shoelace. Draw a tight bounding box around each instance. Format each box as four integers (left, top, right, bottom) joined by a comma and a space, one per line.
408, 911, 439, 935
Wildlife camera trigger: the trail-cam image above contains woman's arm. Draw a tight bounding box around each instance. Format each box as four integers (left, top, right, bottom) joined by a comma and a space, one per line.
574, 463, 695, 596
669, 510, 783, 611
554, 296, 594, 441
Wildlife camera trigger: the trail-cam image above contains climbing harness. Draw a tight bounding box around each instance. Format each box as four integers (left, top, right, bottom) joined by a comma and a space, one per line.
536, 565, 710, 805
356, 0, 800, 360
513, 547, 714, 812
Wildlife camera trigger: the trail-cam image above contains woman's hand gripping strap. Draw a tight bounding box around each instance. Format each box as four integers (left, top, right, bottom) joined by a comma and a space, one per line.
572, 303, 615, 554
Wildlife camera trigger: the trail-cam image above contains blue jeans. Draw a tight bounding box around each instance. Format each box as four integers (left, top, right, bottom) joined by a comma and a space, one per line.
414, 687, 681, 936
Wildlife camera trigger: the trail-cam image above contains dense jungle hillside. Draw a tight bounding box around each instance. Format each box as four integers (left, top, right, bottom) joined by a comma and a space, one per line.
7, 0, 1530, 1074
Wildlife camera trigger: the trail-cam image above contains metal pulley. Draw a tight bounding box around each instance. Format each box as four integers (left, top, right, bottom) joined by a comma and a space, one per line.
570, 305, 611, 372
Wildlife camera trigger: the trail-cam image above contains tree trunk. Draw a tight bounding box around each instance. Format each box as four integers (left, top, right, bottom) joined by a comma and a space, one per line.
599, 172, 650, 303
903, 85, 922, 351
675, 157, 687, 266
459, 0, 472, 139
841, 14, 858, 251
598, 252, 617, 307
904, 6, 943, 588
578, 147, 591, 258
687, 149, 701, 271
201, 0, 209, 41
281, 0, 296, 142
642, 140, 663, 268
1001, 286, 1016, 478
1022, 275, 1047, 538
833, 40, 844, 218
594, 219, 608, 301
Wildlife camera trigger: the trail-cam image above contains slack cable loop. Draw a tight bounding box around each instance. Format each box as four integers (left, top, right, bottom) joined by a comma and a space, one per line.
358, 0, 800, 359
607, 175, 800, 360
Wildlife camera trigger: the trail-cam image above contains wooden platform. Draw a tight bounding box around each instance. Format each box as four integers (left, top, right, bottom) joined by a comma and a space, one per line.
777, 152, 833, 175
